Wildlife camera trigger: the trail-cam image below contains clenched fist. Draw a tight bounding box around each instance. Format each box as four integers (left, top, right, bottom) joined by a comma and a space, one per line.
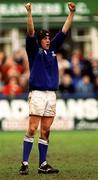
68, 2, 75, 12
25, 3, 32, 12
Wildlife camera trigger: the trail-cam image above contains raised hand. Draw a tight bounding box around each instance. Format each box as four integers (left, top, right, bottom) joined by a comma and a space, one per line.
25, 3, 32, 13
68, 2, 75, 12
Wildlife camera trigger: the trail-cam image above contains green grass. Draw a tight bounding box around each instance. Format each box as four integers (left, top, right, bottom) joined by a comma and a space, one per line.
0, 131, 98, 180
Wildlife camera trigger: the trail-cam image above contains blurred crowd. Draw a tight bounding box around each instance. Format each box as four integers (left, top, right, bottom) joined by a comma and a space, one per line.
57, 49, 98, 98
0, 48, 98, 98
0, 49, 29, 97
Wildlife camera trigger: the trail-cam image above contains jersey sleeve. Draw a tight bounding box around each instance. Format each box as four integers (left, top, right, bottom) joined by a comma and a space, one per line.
26, 33, 38, 59
50, 31, 67, 52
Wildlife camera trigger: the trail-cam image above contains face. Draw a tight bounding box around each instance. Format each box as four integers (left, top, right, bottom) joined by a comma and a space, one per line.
41, 36, 50, 50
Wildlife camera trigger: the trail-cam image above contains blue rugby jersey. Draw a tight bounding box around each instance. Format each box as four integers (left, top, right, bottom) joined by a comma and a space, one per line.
26, 31, 67, 91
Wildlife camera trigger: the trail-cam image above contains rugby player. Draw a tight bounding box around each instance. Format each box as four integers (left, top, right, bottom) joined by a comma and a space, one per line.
19, 1, 75, 175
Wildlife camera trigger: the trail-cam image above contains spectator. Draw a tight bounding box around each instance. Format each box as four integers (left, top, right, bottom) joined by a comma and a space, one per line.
1, 55, 17, 84
75, 74, 94, 94
57, 52, 71, 83
71, 64, 82, 88
0, 51, 7, 82
2, 76, 23, 96
0, 73, 4, 93
0, 49, 29, 94
94, 75, 98, 95
59, 71, 75, 94
13, 49, 29, 75
70, 49, 93, 80
91, 59, 98, 77
13, 49, 29, 90
70, 49, 82, 66
0, 51, 6, 66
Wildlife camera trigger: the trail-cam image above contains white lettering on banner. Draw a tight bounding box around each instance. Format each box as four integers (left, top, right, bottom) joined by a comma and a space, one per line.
0, 98, 98, 130
0, 2, 91, 16
67, 99, 85, 119
83, 99, 98, 119
55, 99, 74, 130
2, 119, 28, 131
32, 3, 61, 15
76, 2, 90, 15
11, 100, 29, 119
76, 121, 98, 130
0, 3, 61, 16
0, 100, 11, 120
0, 4, 25, 16
56, 99, 68, 118
0, 100, 29, 121
66, 99, 98, 119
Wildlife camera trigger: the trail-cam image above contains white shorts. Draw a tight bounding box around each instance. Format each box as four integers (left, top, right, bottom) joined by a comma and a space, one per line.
28, 90, 56, 117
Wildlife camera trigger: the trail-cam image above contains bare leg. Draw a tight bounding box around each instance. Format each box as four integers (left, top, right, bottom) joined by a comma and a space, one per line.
40, 116, 54, 140
27, 115, 41, 137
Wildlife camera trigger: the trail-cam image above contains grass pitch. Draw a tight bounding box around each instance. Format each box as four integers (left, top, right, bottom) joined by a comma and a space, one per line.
0, 130, 98, 180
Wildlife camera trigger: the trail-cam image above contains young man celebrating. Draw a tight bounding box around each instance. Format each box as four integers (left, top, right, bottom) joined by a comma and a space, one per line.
19, 2, 75, 175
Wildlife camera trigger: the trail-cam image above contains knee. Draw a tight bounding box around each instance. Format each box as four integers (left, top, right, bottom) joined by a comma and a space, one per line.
40, 128, 50, 140
28, 126, 37, 137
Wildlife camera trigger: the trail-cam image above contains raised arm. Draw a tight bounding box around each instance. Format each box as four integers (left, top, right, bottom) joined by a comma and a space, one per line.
25, 3, 35, 37
62, 2, 75, 33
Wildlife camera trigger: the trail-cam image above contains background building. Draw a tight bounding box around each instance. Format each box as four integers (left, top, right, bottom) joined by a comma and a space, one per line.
0, 0, 98, 58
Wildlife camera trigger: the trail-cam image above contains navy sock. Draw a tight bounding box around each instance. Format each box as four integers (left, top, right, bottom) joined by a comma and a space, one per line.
22, 136, 34, 163
38, 138, 48, 166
